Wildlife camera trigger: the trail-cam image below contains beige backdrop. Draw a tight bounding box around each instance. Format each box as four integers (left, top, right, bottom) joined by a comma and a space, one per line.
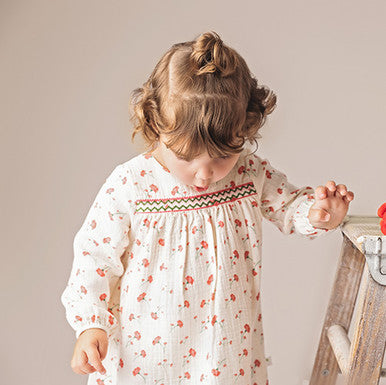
1, 0, 385, 384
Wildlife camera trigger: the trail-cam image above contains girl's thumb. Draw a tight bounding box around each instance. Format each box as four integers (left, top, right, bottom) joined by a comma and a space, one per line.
321, 210, 330, 222
98, 337, 109, 360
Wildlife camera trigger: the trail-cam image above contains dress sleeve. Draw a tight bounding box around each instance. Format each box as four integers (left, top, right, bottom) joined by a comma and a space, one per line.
60, 164, 133, 339
252, 154, 338, 240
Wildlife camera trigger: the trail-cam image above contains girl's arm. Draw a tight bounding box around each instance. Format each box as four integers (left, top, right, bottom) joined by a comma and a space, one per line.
60, 164, 133, 338
250, 154, 337, 240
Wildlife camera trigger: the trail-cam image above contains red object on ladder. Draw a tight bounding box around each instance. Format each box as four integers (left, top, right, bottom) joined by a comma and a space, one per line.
377, 202, 386, 235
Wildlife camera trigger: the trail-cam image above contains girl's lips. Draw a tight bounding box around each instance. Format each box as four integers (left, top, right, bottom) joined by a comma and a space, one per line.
193, 185, 209, 192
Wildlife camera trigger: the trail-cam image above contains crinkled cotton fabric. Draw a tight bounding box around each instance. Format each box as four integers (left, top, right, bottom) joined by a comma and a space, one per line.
61, 147, 336, 385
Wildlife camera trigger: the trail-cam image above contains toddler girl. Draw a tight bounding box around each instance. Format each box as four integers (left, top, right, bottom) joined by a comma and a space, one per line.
61, 31, 354, 385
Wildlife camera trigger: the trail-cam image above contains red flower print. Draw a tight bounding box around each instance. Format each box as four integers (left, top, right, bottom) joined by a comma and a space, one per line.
108, 315, 114, 325
256, 292, 260, 301
211, 315, 217, 326
230, 294, 236, 302
158, 238, 165, 246
106, 187, 114, 194
151, 312, 158, 320
152, 336, 161, 345
249, 159, 254, 165
230, 180, 236, 187
119, 358, 124, 368
212, 369, 220, 376
75, 315, 82, 322
135, 239, 141, 246
80, 285, 87, 294
243, 349, 248, 356
140, 350, 146, 357
91, 220, 96, 229
200, 300, 206, 308
244, 324, 250, 333
143, 258, 149, 267
234, 274, 239, 281
133, 367, 141, 376
103, 237, 111, 244
186, 276, 194, 285
252, 200, 258, 207
143, 218, 150, 227
254, 359, 261, 367
148, 275, 153, 283
265, 170, 272, 179
96, 379, 104, 385
207, 274, 213, 285
99, 293, 107, 301
171, 186, 179, 195
96, 268, 105, 277
91, 315, 96, 322
134, 330, 141, 340
218, 221, 224, 228
189, 348, 196, 357
238, 166, 245, 174
277, 188, 283, 194
140, 170, 146, 177
177, 320, 183, 327
192, 226, 197, 234
137, 292, 146, 302
239, 368, 245, 376
235, 219, 241, 227
149, 184, 158, 192
184, 300, 190, 308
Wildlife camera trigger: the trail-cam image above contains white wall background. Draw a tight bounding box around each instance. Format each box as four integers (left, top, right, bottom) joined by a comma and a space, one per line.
1, 1, 385, 384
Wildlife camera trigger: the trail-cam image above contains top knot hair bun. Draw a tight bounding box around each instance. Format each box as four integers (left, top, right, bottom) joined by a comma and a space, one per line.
189, 31, 238, 77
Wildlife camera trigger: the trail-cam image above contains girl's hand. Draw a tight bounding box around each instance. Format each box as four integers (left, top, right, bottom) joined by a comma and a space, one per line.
71, 328, 108, 376
308, 181, 355, 230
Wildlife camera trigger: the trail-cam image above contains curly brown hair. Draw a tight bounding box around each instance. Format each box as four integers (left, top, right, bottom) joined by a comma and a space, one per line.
129, 31, 277, 160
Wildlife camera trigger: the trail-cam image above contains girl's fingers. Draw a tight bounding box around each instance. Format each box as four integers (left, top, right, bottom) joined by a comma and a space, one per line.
315, 185, 326, 199
343, 192, 354, 203
325, 181, 336, 197
85, 347, 106, 375
336, 184, 347, 196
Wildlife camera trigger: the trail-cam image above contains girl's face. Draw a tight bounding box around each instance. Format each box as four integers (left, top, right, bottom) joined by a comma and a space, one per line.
152, 135, 241, 192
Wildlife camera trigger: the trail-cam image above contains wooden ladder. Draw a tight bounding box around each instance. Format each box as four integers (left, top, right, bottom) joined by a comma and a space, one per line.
309, 215, 386, 385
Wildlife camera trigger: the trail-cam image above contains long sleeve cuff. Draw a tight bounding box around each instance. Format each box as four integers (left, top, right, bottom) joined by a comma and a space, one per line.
293, 197, 337, 239
70, 307, 119, 339
61, 287, 121, 339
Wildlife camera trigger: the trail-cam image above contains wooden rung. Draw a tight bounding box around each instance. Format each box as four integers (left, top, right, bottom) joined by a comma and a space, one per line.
327, 324, 350, 375
327, 325, 386, 378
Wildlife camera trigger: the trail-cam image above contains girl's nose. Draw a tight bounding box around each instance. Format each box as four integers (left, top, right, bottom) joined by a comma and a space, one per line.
196, 167, 213, 182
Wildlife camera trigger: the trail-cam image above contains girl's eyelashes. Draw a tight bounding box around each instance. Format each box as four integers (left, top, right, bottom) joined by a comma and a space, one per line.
176, 155, 230, 161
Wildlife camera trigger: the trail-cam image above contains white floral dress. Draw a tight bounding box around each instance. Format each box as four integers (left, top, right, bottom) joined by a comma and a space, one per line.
61, 147, 336, 385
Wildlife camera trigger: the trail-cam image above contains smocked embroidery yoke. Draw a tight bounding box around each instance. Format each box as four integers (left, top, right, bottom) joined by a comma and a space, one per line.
61, 148, 336, 385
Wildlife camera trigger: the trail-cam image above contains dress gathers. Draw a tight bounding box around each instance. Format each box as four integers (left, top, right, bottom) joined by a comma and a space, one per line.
61, 147, 336, 385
